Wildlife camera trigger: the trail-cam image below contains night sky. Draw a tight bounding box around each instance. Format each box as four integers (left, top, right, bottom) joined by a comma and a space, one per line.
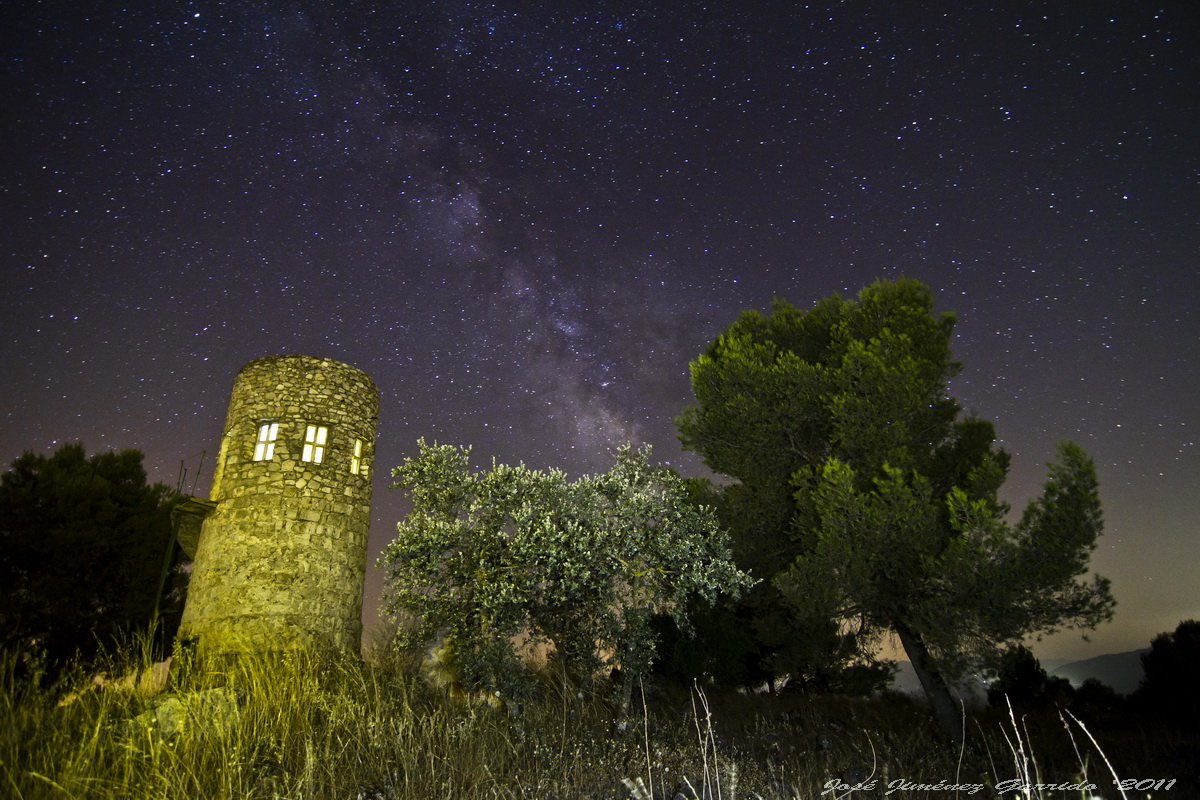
3, 2, 1197, 663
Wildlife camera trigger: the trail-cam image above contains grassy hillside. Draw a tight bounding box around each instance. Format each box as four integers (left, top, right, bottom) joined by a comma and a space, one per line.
2, 642, 1194, 799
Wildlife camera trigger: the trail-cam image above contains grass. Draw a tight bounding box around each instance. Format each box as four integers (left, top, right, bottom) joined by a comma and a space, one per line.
2, 641, 1193, 800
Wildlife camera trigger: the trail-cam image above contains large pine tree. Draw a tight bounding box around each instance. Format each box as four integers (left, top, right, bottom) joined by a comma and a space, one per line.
678, 277, 1114, 741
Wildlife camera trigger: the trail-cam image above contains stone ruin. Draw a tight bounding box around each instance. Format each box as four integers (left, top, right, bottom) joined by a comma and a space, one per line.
174, 355, 379, 657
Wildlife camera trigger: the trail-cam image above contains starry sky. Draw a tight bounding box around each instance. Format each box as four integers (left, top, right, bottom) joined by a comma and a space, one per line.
3, 1, 1197, 663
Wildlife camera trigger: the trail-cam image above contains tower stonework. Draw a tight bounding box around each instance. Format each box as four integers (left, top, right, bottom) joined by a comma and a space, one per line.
178, 355, 379, 657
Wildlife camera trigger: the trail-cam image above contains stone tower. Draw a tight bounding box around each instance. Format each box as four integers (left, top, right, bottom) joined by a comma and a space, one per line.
177, 355, 379, 657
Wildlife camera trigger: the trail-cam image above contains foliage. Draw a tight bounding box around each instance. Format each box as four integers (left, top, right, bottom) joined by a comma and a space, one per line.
986, 645, 1074, 709
674, 279, 968, 689
677, 278, 1114, 740
668, 477, 892, 693
1071, 677, 1124, 723
1134, 619, 1200, 724
0, 443, 185, 671
648, 598, 762, 690
778, 440, 1114, 676
379, 441, 754, 701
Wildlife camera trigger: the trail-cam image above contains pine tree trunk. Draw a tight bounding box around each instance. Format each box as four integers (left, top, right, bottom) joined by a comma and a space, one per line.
894, 621, 964, 745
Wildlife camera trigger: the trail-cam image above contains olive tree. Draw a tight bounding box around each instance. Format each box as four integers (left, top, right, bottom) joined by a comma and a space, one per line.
379, 441, 753, 704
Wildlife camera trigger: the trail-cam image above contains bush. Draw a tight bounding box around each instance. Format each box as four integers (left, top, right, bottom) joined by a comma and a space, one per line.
1133, 619, 1200, 724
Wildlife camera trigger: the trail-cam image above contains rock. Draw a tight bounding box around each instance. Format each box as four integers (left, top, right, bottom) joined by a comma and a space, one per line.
128, 686, 240, 743
57, 658, 171, 707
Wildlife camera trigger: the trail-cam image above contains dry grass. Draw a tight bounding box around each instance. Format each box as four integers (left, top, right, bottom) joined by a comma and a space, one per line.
2, 641, 1192, 800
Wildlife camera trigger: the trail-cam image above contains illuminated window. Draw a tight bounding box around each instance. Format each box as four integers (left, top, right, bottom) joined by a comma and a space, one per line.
253, 422, 279, 461
302, 424, 328, 464
350, 438, 366, 475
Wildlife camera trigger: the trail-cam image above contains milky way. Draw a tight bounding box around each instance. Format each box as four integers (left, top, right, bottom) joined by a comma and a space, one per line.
3, 1, 1197, 659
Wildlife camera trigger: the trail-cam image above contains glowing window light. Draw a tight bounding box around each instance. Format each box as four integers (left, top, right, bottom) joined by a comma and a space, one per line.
350, 438, 365, 475
253, 422, 279, 461
302, 424, 328, 464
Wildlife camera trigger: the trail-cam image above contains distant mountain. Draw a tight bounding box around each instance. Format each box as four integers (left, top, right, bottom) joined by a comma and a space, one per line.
1048, 649, 1148, 695
889, 649, 1148, 699
1038, 657, 1072, 673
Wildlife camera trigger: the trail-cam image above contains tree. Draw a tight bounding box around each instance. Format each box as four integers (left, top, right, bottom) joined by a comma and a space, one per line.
1133, 619, 1200, 724
986, 645, 1074, 709
0, 443, 186, 671
380, 441, 753, 705
677, 278, 1114, 741
1072, 678, 1123, 722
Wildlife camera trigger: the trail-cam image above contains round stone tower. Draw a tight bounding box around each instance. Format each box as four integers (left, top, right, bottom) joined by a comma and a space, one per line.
178, 355, 379, 657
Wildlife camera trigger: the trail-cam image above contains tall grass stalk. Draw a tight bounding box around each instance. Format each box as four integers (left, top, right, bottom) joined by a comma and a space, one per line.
1061, 708, 1129, 800
689, 681, 722, 800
